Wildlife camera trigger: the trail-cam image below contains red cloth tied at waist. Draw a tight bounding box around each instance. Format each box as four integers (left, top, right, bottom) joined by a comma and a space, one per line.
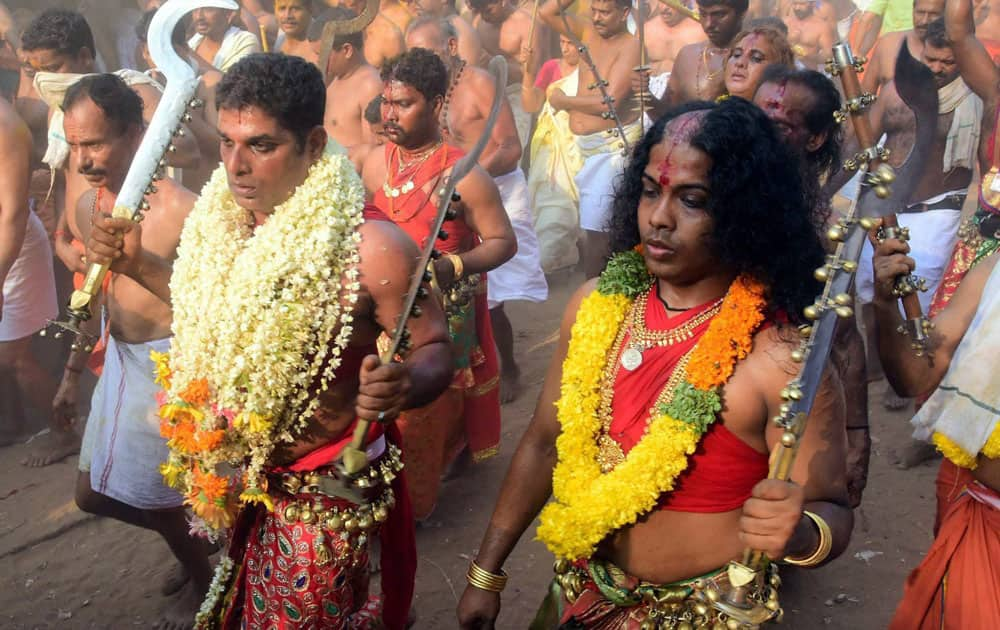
608, 290, 769, 513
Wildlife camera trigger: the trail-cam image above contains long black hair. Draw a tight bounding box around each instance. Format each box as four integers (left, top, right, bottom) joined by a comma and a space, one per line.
608, 97, 825, 322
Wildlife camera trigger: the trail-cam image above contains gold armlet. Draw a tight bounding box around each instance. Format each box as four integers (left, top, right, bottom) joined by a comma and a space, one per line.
782, 510, 833, 567
466, 561, 507, 592
446, 253, 465, 281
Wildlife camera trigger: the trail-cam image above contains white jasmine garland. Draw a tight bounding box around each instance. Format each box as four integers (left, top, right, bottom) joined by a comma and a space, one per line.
159, 153, 366, 532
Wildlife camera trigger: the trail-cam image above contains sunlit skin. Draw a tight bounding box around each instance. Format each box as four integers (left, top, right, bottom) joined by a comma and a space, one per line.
590, 0, 630, 38
217, 105, 324, 220
724, 33, 777, 99
191, 7, 233, 39
861, 0, 944, 93
379, 80, 443, 150
62, 98, 142, 193
21, 46, 93, 76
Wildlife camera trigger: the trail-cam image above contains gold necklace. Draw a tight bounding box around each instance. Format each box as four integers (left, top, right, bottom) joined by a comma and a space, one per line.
696, 45, 727, 98
382, 142, 442, 198
618, 291, 723, 371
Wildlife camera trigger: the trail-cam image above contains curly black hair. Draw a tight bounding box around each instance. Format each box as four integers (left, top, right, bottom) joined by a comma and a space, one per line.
924, 17, 948, 49
216, 53, 326, 151
62, 73, 143, 136
380, 48, 448, 103
608, 97, 825, 322
757, 65, 843, 217
21, 9, 95, 57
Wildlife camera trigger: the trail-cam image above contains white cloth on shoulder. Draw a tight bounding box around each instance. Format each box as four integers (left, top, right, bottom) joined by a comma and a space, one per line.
0, 210, 57, 342
34, 69, 163, 174
575, 120, 643, 232
938, 77, 983, 174
911, 256, 1000, 457
488, 168, 549, 309
79, 335, 182, 510
856, 190, 965, 310
188, 26, 261, 71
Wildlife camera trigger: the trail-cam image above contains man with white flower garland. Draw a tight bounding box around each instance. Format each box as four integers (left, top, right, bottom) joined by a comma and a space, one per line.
87, 54, 453, 630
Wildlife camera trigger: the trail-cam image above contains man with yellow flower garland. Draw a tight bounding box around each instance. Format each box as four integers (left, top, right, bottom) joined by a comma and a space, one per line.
87, 54, 453, 630
874, 227, 1000, 626
457, 99, 855, 629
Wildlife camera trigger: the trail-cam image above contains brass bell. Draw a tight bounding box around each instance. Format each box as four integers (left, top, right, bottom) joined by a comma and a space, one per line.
813, 266, 829, 282
765, 599, 780, 612
705, 588, 720, 603
283, 504, 301, 522
780, 388, 790, 400
678, 622, 694, 630
358, 514, 374, 531
694, 603, 710, 616
803, 305, 820, 321
554, 558, 570, 574
787, 386, 803, 400
781, 432, 796, 447
639, 619, 657, 630
790, 349, 805, 363
858, 217, 877, 231
726, 619, 741, 630
769, 574, 782, 588
779, 403, 791, 416
835, 305, 854, 319
877, 162, 896, 184
301, 507, 316, 524
873, 184, 890, 199
834, 293, 852, 306
826, 225, 845, 242
344, 517, 359, 532
373, 506, 389, 523
325, 514, 344, 530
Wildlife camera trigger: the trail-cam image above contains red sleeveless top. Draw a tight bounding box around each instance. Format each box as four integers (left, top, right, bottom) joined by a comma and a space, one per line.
607, 287, 769, 513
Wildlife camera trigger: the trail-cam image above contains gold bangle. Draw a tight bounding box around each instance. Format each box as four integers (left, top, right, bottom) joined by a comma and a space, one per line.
783, 510, 833, 567
446, 253, 464, 281
466, 560, 507, 592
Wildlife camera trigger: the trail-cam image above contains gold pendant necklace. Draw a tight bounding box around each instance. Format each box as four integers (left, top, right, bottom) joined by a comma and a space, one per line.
619, 291, 723, 371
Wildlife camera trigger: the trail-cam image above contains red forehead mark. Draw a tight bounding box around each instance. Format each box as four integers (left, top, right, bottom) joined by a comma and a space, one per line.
657, 112, 703, 187
763, 78, 788, 114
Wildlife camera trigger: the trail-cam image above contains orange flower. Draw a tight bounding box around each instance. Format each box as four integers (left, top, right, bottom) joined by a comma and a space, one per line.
194, 429, 225, 452
187, 470, 236, 529
687, 275, 767, 391
179, 379, 211, 406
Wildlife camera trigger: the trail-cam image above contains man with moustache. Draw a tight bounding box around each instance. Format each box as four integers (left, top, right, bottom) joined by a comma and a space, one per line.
188, 5, 261, 71
406, 17, 548, 403
57, 74, 210, 630
275, 0, 319, 63
655, 0, 748, 108
19, 8, 200, 467
539, 0, 641, 278
860, 0, 944, 94
360, 48, 517, 519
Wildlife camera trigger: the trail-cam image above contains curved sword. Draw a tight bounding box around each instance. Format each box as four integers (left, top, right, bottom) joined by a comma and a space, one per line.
43, 0, 238, 349
340, 56, 510, 477
558, 8, 633, 155
316, 0, 380, 81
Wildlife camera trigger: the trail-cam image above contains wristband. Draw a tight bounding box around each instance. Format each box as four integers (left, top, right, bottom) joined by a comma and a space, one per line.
466, 560, 507, 592
783, 510, 833, 567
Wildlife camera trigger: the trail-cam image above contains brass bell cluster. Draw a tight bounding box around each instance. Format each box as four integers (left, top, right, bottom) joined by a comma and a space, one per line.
843, 145, 890, 174
897, 316, 935, 357
833, 93, 877, 124
444, 274, 481, 319
825, 54, 867, 77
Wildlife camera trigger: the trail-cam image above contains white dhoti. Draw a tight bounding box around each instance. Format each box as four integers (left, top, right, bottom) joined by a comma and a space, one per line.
857, 191, 965, 312
488, 169, 548, 309
79, 335, 182, 510
506, 83, 533, 153
575, 121, 644, 232
0, 211, 57, 342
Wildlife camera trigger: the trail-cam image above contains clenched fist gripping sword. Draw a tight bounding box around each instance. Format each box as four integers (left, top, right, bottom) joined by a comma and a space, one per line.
701, 42, 935, 628
41, 0, 240, 350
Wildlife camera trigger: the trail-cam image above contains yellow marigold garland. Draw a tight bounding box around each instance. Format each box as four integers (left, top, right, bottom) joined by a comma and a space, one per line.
538, 251, 767, 560
932, 423, 1000, 469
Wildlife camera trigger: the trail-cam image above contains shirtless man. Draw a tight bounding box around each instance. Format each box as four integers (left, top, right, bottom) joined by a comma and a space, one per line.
309, 7, 383, 149
644, 3, 706, 75
849, 18, 981, 413
656, 0, 747, 110
411, 0, 483, 65
785, 0, 838, 69
335, 0, 409, 67
57, 73, 209, 630
18, 8, 200, 466
406, 16, 548, 401
0, 56, 60, 457
540, 0, 641, 277
188, 6, 261, 71
467, 0, 541, 147
242, 0, 279, 48
860, 0, 944, 95
275, 0, 319, 62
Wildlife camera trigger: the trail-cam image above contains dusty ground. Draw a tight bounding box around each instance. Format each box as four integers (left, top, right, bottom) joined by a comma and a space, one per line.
0, 273, 938, 629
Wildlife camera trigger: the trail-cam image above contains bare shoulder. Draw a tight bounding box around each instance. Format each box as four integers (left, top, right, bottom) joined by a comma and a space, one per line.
0, 99, 30, 144
357, 218, 420, 283
156, 177, 197, 215
131, 81, 162, 108
743, 322, 800, 384
360, 143, 387, 192
674, 41, 701, 65
359, 64, 382, 88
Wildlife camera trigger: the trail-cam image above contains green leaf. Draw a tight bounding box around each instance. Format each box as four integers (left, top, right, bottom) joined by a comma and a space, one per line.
660, 382, 721, 434
597, 251, 653, 298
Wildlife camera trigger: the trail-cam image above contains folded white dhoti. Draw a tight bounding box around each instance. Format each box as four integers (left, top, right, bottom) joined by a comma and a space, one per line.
857, 191, 965, 311
506, 83, 533, 153
488, 169, 548, 309
575, 121, 644, 232
0, 210, 57, 342
79, 335, 182, 510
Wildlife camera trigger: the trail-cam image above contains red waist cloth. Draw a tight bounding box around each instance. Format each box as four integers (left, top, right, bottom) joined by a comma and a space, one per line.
608, 289, 768, 513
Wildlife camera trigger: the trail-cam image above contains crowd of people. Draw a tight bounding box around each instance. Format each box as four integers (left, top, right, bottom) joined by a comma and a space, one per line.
0, 0, 998, 628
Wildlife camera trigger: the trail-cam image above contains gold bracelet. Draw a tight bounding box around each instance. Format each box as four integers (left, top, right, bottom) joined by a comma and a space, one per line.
446, 253, 464, 281
783, 510, 833, 567
466, 560, 507, 592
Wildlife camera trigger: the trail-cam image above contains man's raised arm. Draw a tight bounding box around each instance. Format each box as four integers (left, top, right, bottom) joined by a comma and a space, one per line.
539, 0, 588, 40
945, 0, 999, 111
